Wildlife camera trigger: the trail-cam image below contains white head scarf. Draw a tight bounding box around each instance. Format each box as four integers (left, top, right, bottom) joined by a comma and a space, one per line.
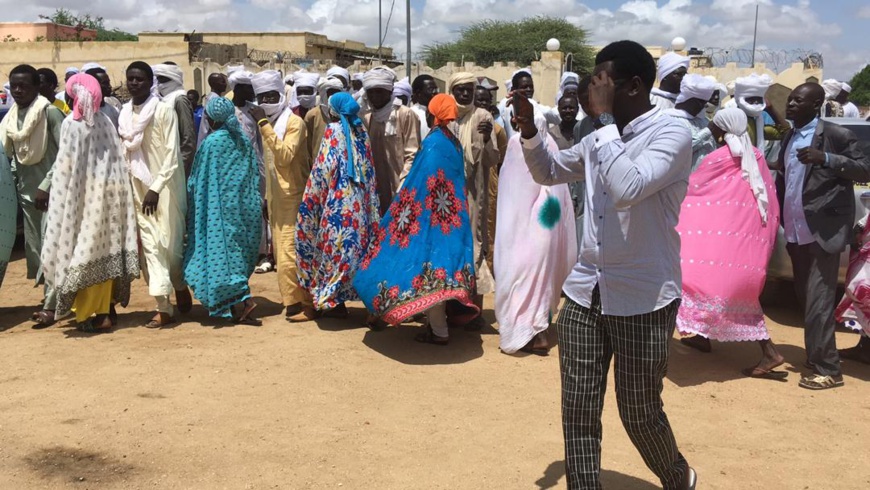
393, 77, 412, 104
327, 66, 350, 88
504, 79, 512, 93
560, 72, 580, 90
65, 67, 80, 77
675, 73, 717, 106
733, 73, 772, 147
152, 64, 186, 103
713, 108, 769, 225
228, 70, 253, 90
293, 72, 320, 109
657, 52, 690, 81
821, 79, 842, 100
251, 70, 287, 118
317, 76, 345, 112
363, 66, 397, 91
841, 82, 852, 93
81, 62, 105, 73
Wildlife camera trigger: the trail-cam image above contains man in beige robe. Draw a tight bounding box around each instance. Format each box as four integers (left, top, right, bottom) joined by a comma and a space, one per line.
249, 70, 313, 321
447, 72, 498, 326
119, 62, 190, 326
303, 76, 344, 167
360, 66, 421, 215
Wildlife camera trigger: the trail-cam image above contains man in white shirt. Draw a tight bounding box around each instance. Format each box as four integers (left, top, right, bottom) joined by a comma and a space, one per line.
650, 52, 689, 110
512, 40, 697, 490
839, 83, 861, 118
410, 74, 438, 136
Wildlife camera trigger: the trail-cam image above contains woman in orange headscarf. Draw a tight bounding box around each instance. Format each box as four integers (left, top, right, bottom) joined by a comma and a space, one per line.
353, 94, 478, 345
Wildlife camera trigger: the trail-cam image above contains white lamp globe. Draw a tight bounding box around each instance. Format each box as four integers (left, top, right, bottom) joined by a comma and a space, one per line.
671, 37, 687, 51
546, 38, 561, 51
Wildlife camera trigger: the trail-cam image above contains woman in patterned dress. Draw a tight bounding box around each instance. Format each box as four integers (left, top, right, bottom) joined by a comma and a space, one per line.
183, 96, 262, 324
295, 92, 380, 318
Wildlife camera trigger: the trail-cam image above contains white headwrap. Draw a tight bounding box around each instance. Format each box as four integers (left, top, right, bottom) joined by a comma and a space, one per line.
675, 73, 717, 105
294, 72, 320, 88
65, 67, 80, 77
152, 64, 186, 104
657, 52, 690, 81
326, 66, 350, 87
283, 74, 294, 85
393, 77, 412, 103
504, 79, 512, 93
713, 108, 769, 225
734, 73, 772, 147
363, 66, 397, 91
226, 65, 244, 76
841, 82, 852, 93
560, 72, 580, 89
251, 70, 288, 119
822, 79, 843, 100
317, 76, 345, 112
352, 73, 364, 82
228, 70, 253, 90
81, 62, 105, 73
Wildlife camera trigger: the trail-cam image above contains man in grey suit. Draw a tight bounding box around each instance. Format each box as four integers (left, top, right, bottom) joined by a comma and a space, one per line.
773, 82, 870, 390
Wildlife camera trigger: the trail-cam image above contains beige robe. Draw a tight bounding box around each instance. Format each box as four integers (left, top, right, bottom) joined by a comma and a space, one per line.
261, 112, 311, 307
304, 107, 329, 168
128, 101, 187, 298
363, 104, 421, 215
449, 106, 498, 295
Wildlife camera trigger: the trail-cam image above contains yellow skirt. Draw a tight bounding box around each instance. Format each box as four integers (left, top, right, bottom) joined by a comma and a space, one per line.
72, 279, 114, 323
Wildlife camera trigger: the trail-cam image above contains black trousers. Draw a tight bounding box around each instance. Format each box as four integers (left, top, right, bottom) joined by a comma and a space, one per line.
787, 242, 841, 376
556, 289, 687, 490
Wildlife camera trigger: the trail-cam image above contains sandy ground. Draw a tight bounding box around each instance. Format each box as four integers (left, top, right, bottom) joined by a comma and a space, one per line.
1, 247, 869, 490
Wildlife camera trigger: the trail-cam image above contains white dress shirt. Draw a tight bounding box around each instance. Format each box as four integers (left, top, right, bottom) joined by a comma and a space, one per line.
521, 107, 692, 316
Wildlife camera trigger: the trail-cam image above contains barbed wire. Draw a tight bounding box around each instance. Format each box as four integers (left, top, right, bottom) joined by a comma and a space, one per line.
701, 48, 823, 72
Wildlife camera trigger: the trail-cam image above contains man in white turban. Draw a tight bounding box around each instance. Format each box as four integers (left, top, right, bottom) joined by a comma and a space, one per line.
392, 77, 412, 106
651, 52, 690, 110
703, 75, 727, 120
360, 66, 421, 215
292, 72, 320, 119
304, 76, 345, 164
821, 79, 845, 117
154, 63, 196, 178
839, 83, 861, 118
447, 72, 498, 326
665, 73, 718, 170
733, 73, 789, 149
247, 70, 313, 322
326, 65, 350, 91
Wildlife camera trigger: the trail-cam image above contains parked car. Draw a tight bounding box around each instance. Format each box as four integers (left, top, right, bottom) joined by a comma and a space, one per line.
766, 118, 870, 284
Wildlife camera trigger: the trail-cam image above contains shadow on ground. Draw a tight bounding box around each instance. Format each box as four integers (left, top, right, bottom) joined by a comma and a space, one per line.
535, 460, 657, 490
362, 324, 484, 365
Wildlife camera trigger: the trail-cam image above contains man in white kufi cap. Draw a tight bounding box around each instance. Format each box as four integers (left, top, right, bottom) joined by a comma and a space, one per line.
247, 70, 313, 322
360, 66, 421, 215
664, 74, 718, 170
839, 82, 860, 118
650, 52, 690, 110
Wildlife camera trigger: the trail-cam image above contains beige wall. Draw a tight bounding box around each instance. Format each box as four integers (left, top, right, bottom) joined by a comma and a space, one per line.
0, 23, 97, 42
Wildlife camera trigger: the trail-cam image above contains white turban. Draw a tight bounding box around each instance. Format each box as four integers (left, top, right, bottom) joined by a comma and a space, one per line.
65, 67, 79, 76
228, 70, 253, 90
352, 73, 364, 82
657, 52, 690, 81
504, 79, 512, 93
226, 65, 244, 75
841, 82, 852, 93
294, 72, 320, 89
822, 79, 843, 100
560, 72, 580, 89
251, 70, 285, 95
153, 64, 185, 97
675, 73, 717, 105
326, 66, 350, 85
713, 108, 769, 225
512, 67, 532, 80
393, 77, 412, 101
81, 62, 104, 73
283, 74, 294, 84
734, 73, 772, 99
317, 76, 345, 101
363, 66, 397, 91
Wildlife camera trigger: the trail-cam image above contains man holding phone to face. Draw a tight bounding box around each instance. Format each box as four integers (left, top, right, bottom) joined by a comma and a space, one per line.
511, 40, 696, 489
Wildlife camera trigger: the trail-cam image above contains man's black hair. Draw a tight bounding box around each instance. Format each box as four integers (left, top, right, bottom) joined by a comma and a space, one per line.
511, 71, 533, 90
36, 67, 59, 87
558, 93, 579, 105
10, 64, 39, 86
594, 40, 656, 91
412, 74, 435, 93
126, 61, 154, 80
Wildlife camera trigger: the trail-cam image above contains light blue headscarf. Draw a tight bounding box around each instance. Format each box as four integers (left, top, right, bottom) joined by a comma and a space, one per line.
328, 92, 364, 183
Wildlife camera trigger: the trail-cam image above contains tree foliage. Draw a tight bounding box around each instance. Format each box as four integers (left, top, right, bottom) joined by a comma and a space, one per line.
421, 16, 594, 73
39, 8, 138, 42
848, 64, 870, 107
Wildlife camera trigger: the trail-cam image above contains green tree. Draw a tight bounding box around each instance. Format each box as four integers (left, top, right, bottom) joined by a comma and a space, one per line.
422, 16, 594, 73
848, 64, 870, 107
39, 8, 137, 42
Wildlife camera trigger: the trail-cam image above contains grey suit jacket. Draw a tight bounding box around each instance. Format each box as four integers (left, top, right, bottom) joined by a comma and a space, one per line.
774, 119, 870, 254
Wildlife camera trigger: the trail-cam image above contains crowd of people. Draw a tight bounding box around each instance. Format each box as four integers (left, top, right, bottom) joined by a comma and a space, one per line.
1, 39, 869, 490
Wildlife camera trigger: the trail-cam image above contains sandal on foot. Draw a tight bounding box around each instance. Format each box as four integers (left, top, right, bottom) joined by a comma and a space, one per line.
146, 314, 176, 328
414, 326, 448, 346
254, 260, 274, 274
233, 300, 262, 326
32, 310, 56, 328
76, 316, 113, 333
798, 374, 844, 390
288, 307, 321, 323
175, 289, 193, 314
741, 366, 788, 380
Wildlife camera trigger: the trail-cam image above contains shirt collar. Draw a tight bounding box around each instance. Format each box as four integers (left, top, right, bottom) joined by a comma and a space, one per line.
623, 107, 661, 136
794, 117, 819, 136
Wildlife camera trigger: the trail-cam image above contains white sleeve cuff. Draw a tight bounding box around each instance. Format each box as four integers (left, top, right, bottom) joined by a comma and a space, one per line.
593, 124, 620, 149
521, 132, 543, 149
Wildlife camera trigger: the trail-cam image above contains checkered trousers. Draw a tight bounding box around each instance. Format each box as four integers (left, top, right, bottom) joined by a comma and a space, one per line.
555, 288, 688, 490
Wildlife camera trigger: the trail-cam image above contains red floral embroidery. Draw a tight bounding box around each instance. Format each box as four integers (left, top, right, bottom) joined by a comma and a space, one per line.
360, 222, 387, 271
425, 169, 463, 234
388, 188, 423, 249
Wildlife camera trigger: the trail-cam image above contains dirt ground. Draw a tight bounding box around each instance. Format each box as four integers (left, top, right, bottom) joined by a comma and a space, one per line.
1, 247, 869, 490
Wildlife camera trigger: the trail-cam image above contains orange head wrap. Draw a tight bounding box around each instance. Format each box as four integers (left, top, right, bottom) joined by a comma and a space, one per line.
428, 93, 458, 128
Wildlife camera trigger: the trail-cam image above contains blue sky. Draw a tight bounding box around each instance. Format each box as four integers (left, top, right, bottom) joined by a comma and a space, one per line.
4, 0, 867, 80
